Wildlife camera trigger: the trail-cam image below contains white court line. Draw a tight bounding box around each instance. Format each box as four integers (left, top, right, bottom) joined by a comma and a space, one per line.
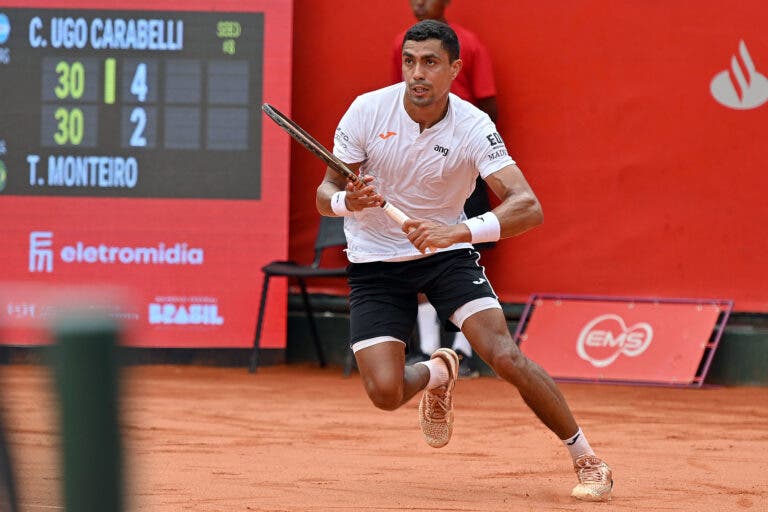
20, 505, 64, 510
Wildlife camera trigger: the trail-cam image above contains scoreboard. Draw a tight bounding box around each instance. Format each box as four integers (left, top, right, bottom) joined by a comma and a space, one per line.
0, 1, 293, 349
1, 9, 264, 198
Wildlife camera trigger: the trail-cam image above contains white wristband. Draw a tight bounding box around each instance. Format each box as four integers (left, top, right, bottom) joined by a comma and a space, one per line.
462, 212, 501, 244
330, 191, 352, 216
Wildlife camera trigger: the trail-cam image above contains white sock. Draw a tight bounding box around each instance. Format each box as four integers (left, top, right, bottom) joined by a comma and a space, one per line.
416, 359, 448, 389
452, 331, 472, 355
562, 427, 595, 461
417, 302, 440, 354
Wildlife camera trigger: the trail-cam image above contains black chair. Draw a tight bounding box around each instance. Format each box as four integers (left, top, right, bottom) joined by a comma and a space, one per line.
249, 216, 348, 373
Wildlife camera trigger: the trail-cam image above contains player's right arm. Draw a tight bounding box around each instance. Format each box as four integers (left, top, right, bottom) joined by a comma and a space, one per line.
319, 96, 383, 216
316, 164, 383, 217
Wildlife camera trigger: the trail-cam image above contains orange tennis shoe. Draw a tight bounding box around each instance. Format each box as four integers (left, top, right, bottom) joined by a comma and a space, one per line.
418, 348, 459, 448
571, 454, 613, 501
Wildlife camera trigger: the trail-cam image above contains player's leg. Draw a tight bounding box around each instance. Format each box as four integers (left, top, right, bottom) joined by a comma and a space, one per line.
426, 250, 579, 435
353, 339, 429, 410
451, 330, 479, 379
460, 310, 612, 500
461, 308, 578, 437
456, 306, 612, 500
427, 250, 612, 500
347, 259, 450, 412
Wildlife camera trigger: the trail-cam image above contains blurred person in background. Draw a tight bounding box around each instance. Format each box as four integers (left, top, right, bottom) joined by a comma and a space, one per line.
392, 0, 498, 378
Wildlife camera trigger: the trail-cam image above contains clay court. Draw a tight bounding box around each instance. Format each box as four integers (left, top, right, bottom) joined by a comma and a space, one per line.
1, 363, 766, 511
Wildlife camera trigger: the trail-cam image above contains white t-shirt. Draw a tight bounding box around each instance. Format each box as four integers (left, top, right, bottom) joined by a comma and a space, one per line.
333, 82, 515, 263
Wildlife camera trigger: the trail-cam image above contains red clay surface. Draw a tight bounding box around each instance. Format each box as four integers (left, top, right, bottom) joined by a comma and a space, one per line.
1, 364, 766, 511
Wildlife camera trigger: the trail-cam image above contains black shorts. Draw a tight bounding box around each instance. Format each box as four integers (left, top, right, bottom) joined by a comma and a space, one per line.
347, 249, 497, 345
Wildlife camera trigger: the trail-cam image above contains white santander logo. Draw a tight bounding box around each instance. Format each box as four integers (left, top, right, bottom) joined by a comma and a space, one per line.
576, 314, 653, 368
710, 40, 768, 110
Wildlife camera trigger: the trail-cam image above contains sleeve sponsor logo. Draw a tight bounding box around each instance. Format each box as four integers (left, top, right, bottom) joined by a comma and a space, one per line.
484, 132, 508, 161
487, 148, 508, 161
334, 127, 350, 150
486, 132, 504, 146
576, 314, 653, 367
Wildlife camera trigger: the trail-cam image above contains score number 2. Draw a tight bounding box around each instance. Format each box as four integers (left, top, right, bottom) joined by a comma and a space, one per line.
129, 63, 148, 147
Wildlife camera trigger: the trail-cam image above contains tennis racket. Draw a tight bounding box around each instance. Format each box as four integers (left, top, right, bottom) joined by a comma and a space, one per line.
262, 103, 410, 227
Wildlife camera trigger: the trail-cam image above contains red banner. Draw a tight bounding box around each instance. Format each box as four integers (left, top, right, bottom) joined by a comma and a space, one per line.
289, 1, 768, 312
517, 296, 731, 386
0, 0, 293, 348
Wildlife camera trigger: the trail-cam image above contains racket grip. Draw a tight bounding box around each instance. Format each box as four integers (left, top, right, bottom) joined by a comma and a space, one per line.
382, 202, 410, 227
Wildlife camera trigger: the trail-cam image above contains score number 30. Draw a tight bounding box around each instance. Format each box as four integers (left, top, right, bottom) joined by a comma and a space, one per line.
53, 61, 85, 145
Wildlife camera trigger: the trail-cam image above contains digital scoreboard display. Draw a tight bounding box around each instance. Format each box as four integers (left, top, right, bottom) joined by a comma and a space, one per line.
0, 8, 264, 198
0, 1, 293, 349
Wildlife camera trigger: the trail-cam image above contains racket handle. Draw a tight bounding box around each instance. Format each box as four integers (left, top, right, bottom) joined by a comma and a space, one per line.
383, 201, 433, 253
382, 202, 410, 227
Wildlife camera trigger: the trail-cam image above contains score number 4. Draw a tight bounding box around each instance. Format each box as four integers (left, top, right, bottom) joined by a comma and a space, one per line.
129, 63, 148, 147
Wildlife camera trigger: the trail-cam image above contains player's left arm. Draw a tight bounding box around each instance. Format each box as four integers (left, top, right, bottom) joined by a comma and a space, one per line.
484, 164, 543, 237
404, 165, 542, 252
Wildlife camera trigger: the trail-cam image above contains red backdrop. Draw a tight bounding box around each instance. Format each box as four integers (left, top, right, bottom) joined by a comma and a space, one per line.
2, 1, 765, 350
290, 0, 767, 312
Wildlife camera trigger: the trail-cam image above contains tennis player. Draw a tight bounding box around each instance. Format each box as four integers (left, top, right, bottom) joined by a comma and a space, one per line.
315, 20, 613, 501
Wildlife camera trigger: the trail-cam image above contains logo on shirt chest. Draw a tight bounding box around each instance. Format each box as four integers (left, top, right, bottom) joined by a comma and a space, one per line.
433, 144, 450, 156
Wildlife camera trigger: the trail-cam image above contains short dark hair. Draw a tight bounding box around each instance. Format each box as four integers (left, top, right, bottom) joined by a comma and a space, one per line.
402, 20, 460, 62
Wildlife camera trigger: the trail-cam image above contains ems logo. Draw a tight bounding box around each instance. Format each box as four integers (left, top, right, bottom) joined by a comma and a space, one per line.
576, 314, 653, 368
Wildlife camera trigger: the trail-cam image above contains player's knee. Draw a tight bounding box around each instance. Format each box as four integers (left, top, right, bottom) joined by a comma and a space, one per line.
490, 344, 529, 385
367, 389, 402, 411
362, 377, 403, 411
